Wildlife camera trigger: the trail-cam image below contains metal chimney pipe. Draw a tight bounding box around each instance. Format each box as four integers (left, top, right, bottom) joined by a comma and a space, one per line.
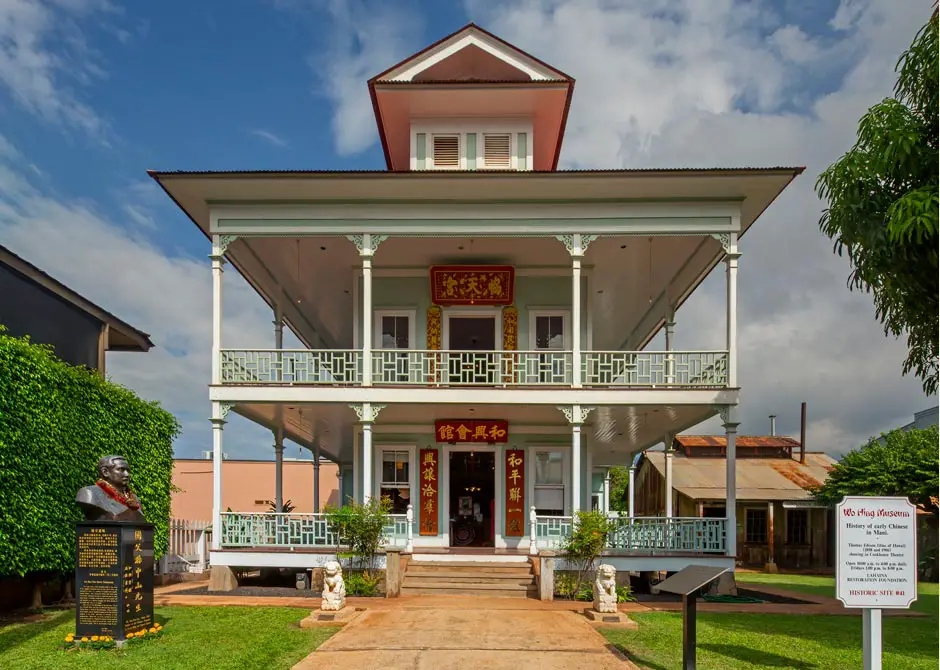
799, 402, 807, 464
769, 415, 777, 436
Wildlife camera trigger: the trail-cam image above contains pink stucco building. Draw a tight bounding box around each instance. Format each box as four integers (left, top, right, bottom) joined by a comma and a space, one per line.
171, 459, 339, 521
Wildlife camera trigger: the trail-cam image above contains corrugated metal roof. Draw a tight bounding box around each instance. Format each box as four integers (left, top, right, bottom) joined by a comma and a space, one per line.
374, 79, 570, 85
675, 435, 802, 448
645, 451, 837, 502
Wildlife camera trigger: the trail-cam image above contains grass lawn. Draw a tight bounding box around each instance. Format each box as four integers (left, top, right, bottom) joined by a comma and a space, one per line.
0, 606, 337, 670
603, 576, 939, 670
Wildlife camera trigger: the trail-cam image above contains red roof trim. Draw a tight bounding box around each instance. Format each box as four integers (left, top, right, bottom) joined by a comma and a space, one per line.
553, 79, 575, 170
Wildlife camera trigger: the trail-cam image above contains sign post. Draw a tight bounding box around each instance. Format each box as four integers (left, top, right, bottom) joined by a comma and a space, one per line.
836, 496, 917, 670
651, 565, 730, 670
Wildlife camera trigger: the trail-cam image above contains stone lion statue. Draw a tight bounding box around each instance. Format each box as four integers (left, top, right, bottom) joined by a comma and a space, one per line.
593, 563, 618, 613
321, 560, 346, 611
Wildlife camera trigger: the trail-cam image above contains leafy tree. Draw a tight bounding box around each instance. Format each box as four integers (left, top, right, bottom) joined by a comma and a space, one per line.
608, 466, 631, 513
560, 510, 611, 597
810, 426, 938, 515
323, 495, 392, 571
815, 12, 938, 396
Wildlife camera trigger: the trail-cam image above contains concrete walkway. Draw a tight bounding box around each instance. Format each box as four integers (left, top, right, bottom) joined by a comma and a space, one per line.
293, 606, 637, 669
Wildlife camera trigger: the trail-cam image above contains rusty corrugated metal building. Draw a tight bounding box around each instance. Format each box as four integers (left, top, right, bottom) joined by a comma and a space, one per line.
634, 435, 837, 570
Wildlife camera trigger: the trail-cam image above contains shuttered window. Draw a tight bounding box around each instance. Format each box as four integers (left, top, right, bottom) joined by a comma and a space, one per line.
483, 134, 512, 169
432, 135, 460, 168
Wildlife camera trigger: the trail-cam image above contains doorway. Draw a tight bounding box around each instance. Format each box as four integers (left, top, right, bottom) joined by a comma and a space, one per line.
448, 450, 496, 547
445, 314, 498, 384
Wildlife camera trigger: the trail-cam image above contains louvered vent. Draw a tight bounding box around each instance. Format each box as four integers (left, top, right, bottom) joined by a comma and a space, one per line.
432, 135, 460, 168
483, 134, 511, 169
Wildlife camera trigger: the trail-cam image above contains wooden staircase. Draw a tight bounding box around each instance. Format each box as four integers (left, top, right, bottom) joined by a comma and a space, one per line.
401, 560, 538, 598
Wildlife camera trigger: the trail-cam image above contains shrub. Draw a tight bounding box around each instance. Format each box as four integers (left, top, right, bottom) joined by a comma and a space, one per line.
560, 510, 611, 597
344, 570, 383, 597
0, 329, 180, 578
324, 496, 393, 571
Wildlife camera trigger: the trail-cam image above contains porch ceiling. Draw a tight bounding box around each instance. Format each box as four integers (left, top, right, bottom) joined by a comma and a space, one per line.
151, 168, 802, 351
233, 401, 718, 466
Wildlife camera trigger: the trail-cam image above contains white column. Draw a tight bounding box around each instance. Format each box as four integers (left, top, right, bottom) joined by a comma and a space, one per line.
274, 427, 284, 512
628, 466, 636, 519
313, 443, 321, 513
210, 236, 224, 386
664, 441, 674, 518
210, 403, 225, 550
571, 235, 583, 388
664, 307, 675, 385
724, 407, 740, 559
726, 234, 739, 387
571, 423, 582, 514
602, 471, 611, 515
362, 419, 373, 502
360, 235, 374, 387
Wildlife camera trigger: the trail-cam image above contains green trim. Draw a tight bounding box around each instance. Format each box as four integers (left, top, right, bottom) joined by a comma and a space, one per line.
517, 133, 527, 170
207, 196, 746, 206
466, 133, 477, 170
416, 133, 426, 170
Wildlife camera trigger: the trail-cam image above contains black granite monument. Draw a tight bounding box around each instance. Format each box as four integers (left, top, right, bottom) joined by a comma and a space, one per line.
74, 455, 154, 641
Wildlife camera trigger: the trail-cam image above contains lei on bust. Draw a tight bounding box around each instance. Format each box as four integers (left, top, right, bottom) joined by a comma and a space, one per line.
96, 479, 141, 510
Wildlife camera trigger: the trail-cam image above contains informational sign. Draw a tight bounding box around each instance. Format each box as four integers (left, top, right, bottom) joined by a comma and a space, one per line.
836, 496, 917, 609
429, 265, 515, 306
76, 522, 154, 640
418, 448, 439, 536
435, 419, 509, 444
504, 449, 525, 536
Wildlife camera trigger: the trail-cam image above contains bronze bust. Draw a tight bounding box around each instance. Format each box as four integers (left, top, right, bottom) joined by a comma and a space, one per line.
76, 455, 146, 522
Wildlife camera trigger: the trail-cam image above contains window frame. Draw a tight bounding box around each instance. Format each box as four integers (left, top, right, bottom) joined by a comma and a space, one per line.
785, 508, 810, 545
373, 444, 417, 514
528, 309, 571, 350
373, 309, 417, 350
528, 446, 570, 517
744, 507, 769, 544
411, 119, 534, 171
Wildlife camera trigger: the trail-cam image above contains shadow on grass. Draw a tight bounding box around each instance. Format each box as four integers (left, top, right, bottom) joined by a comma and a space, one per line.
0, 608, 72, 653
700, 643, 817, 668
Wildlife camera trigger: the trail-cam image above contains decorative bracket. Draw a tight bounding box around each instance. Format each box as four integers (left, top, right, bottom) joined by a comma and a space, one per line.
718, 405, 739, 427
347, 234, 389, 257
212, 402, 234, 422
219, 235, 238, 256
558, 405, 596, 425
350, 403, 386, 423
710, 233, 740, 258
555, 234, 599, 257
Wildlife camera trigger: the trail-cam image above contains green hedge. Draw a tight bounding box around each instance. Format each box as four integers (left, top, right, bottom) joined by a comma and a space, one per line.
0, 328, 180, 577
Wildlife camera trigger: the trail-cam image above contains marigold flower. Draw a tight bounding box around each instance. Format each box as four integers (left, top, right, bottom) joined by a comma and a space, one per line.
80, 637, 89, 643
91, 636, 99, 642
149, 627, 156, 633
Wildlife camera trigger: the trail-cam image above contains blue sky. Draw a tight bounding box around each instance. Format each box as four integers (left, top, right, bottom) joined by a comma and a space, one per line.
0, 0, 932, 460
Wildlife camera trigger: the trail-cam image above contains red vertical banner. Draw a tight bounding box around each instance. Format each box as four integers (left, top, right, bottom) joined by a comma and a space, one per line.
505, 449, 525, 537
419, 448, 439, 536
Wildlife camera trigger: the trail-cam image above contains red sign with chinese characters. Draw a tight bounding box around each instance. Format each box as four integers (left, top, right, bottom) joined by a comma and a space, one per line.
429, 265, 515, 306
419, 448, 439, 536
504, 450, 526, 537
435, 420, 509, 444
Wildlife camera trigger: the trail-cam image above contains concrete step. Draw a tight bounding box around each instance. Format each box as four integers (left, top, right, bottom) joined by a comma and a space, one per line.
404, 567, 533, 578
401, 583, 538, 598
403, 575, 535, 586
408, 561, 532, 571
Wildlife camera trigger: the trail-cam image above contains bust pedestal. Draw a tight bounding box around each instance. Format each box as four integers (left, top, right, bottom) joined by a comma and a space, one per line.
74, 521, 154, 641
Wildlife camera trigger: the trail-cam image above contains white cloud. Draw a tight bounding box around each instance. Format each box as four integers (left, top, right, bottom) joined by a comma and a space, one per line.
294, 0, 424, 155
250, 129, 289, 147
459, 0, 932, 451
0, 138, 278, 458
0, 0, 121, 140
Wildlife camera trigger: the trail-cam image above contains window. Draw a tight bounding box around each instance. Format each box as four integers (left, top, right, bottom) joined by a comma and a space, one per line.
702, 505, 726, 518
530, 311, 569, 384
432, 135, 460, 169
745, 508, 768, 544
483, 133, 511, 169
786, 509, 809, 545
379, 449, 411, 514
533, 450, 566, 516
374, 311, 414, 383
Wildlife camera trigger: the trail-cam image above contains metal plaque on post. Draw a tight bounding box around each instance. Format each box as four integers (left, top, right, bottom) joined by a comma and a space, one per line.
652, 565, 729, 670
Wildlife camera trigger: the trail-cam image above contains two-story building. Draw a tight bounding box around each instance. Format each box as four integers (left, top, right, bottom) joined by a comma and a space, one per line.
151, 24, 802, 588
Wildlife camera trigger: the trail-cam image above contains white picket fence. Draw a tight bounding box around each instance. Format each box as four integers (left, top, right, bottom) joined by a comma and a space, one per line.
158, 519, 211, 574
